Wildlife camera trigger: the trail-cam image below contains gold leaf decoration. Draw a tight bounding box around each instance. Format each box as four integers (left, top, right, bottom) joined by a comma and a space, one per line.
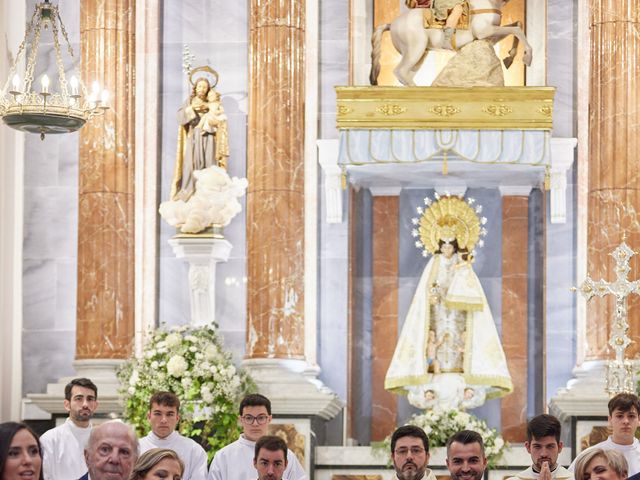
538, 105, 553, 117
376, 104, 406, 116
483, 104, 512, 117
337, 105, 353, 115
430, 104, 461, 117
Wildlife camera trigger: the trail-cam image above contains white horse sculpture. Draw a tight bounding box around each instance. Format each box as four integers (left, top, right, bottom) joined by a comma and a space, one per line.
370, 0, 532, 86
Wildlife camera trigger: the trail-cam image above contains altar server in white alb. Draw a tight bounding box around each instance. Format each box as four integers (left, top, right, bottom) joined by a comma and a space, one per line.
507, 414, 572, 480
208, 393, 308, 480
40, 377, 99, 480
139, 391, 208, 480
570, 393, 640, 476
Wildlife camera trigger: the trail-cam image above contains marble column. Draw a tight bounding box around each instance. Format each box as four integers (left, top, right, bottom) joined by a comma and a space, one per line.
499, 191, 530, 442
245, 0, 341, 419
246, 0, 305, 360
586, 0, 640, 360
371, 194, 398, 441
76, 0, 135, 361
550, 0, 640, 420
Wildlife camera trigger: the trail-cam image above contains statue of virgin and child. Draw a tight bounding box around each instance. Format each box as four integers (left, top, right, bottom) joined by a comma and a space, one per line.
171, 66, 230, 202
385, 194, 512, 410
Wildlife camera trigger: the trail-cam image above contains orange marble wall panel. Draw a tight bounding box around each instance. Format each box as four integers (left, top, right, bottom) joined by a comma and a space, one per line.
371, 196, 398, 441
77, 0, 135, 359
374, 0, 401, 86
586, 0, 640, 359
246, 0, 306, 359
501, 196, 528, 442
498, 0, 525, 86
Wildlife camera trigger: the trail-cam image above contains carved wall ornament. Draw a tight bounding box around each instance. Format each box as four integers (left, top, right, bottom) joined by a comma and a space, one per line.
337, 105, 353, 115
376, 104, 406, 116
189, 265, 210, 293
538, 105, 553, 117
483, 104, 512, 117
430, 104, 461, 117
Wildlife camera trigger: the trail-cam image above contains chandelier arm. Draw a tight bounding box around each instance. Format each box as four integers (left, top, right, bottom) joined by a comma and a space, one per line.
50, 10, 69, 98
23, 14, 44, 94
1, 6, 40, 96
56, 8, 76, 61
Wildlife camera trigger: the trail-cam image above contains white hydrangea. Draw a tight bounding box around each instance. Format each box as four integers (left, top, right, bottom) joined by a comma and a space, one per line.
165, 333, 182, 348
167, 355, 188, 377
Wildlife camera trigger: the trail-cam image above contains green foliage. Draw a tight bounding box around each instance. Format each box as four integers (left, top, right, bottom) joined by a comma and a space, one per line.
117, 324, 254, 462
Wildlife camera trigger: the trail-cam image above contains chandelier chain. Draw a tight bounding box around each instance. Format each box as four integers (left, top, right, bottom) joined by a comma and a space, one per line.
50, 11, 69, 97
23, 18, 44, 94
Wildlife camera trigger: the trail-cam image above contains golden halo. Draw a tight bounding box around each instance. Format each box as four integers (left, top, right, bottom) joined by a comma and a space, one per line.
418, 196, 483, 254
189, 66, 219, 88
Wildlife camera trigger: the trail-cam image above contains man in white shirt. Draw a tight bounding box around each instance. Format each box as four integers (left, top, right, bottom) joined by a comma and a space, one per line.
507, 414, 572, 480
138, 391, 208, 480
208, 393, 307, 480
40, 377, 99, 480
570, 393, 640, 476
390, 425, 436, 480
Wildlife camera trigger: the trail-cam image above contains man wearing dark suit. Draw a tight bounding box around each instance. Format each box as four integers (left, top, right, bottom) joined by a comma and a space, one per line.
79, 420, 138, 480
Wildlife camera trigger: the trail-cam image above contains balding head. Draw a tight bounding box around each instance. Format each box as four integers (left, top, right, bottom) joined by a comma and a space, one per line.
85, 420, 138, 480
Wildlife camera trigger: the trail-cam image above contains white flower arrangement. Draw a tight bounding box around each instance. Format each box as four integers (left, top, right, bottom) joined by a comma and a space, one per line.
117, 324, 254, 459
376, 409, 507, 467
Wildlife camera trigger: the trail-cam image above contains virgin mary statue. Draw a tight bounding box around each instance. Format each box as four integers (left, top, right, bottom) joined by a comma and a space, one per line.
385, 194, 512, 410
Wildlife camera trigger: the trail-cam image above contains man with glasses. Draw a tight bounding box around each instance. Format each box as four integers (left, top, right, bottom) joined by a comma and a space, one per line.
208, 393, 307, 480
391, 425, 436, 480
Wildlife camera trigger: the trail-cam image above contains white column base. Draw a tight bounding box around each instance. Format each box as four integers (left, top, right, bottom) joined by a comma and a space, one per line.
549, 360, 610, 421
25, 359, 124, 419
168, 236, 232, 327
242, 358, 344, 420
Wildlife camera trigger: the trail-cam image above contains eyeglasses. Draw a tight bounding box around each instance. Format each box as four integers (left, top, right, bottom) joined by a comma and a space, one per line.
394, 447, 426, 456
241, 414, 270, 425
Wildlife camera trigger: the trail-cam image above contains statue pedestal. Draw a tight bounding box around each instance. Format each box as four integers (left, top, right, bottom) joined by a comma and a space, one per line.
168, 236, 232, 326
549, 360, 610, 420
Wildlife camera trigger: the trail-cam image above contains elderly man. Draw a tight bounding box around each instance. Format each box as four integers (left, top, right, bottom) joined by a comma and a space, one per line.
80, 420, 138, 480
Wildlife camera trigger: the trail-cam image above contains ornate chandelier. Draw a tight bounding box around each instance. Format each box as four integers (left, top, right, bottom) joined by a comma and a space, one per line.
0, 1, 108, 140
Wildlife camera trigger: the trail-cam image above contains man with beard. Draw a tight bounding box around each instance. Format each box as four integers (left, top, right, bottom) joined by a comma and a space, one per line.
508, 415, 572, 480
254, 436, 289, 480
391, 425, 436, 480
446, 430, 488, 480
40, 377, 99, 480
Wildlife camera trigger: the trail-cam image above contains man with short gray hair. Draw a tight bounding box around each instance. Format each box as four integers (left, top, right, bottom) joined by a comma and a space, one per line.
79, 420, 138, 480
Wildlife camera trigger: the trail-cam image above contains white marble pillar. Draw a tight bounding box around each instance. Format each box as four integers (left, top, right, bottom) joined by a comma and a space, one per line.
0, 0, 25, 421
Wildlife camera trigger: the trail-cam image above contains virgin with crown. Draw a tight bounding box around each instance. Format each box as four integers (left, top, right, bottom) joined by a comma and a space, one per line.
385, 194, 512, 410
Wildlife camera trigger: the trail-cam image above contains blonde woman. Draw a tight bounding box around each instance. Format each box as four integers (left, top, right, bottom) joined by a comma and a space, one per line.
128, 448, 184, 480
574, 449, 628, 480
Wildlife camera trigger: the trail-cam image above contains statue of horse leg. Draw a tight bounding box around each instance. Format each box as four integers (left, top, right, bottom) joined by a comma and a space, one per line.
501, 21, 521, 69
391, 27, 428, 86
474, 24, 532, 67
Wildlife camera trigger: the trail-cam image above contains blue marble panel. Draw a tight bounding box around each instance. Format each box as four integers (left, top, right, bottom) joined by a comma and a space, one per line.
22, 330, 76, 395
23, 259, 57, 330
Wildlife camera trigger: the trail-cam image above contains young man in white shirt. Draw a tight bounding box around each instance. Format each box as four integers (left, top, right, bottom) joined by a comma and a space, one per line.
508, 414, 572, 480
40, 377, 99, 480
570, 393, 640, 476
138, 391, 208, 480
208, 393, 307, 480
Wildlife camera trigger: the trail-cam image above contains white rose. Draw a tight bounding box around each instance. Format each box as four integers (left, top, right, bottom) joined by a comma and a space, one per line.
189, 346, 198, 353
151, 361, 159, 370
205, 344, 218, 360
165, 333, 182, 348
127, 386, 135, 395
167, 355, 188, 377
185, 335, 198, 342
495, 437, 504, 449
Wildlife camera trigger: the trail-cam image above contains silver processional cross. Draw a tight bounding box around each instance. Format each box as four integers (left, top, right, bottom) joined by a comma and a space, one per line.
576, 239, 639, 395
